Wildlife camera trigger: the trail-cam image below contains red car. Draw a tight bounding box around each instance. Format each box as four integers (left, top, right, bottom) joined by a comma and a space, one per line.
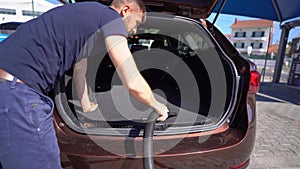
248, 60, 261, 94
0, 0, 260, 169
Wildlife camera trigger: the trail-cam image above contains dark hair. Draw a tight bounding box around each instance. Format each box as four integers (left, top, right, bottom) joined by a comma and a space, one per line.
134, 0, 146, 13
111, 0, 146, 13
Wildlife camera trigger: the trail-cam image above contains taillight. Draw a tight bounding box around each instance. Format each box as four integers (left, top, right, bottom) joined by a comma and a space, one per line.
230, 159, 250, 169
248, 70, 261, 94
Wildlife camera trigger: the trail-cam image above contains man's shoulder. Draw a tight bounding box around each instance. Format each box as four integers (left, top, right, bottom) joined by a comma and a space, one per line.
59, 2, 108, 13
74, 1, 106, 7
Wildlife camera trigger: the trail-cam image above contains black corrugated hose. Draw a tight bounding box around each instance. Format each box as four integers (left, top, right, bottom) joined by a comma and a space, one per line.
143, 111, 160, 169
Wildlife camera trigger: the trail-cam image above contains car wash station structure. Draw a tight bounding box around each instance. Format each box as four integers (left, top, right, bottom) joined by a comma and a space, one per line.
212, 0, 300, 87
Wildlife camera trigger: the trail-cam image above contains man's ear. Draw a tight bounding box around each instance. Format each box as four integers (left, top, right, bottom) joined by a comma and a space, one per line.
120, 5, 130, 17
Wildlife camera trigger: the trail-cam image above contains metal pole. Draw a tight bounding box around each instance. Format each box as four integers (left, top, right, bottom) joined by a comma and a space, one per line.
32, 0, 35, 18
212, 0, 226, 25
272, 24, 290, 83
262, 26, 273, 82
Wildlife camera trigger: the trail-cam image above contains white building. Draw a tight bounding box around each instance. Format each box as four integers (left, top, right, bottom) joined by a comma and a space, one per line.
230, 19, 274, 56
0, 0, 61, 24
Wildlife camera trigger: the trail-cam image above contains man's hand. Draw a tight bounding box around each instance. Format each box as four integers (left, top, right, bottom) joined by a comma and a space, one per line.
157, 107, 169, 121
82, 101, 98, 112
151, 101, 169, 122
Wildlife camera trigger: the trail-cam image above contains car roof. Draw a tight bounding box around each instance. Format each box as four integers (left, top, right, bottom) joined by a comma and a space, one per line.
0, 22, 22, 30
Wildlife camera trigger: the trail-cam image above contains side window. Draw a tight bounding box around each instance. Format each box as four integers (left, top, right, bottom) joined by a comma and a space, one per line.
0, 8, 16, 15
234, 42, 245, 49
235, 31, 246, 37
128, 19, 216, 58
251, 42, 263, 49
183, 32, 209, 50
252, 31, 265, 37
128, 32, 174, 52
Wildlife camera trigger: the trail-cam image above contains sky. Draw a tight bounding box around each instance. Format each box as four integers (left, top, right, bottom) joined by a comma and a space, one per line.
207, 13, 300, 44
46, 0, 60, 5
45, 0, 300, 44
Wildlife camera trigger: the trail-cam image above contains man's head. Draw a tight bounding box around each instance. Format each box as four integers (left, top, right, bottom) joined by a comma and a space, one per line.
110, 0, 146, 35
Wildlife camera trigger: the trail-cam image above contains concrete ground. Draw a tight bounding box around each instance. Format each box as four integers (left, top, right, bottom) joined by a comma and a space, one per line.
248, 82, 300, 169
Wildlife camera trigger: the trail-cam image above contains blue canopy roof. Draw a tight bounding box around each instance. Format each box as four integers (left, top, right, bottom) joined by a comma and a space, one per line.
213, 0, 300, 23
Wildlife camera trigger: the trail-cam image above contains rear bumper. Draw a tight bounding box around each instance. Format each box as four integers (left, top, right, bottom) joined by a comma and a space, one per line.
61, 150, 251, 169
54, 103, 256, 168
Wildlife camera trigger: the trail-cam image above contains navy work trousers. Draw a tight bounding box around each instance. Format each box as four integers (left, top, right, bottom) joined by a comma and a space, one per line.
0, 78, 62, 169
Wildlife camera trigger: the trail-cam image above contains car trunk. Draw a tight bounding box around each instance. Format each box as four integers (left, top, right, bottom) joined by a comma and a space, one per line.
54, 14, 239, 136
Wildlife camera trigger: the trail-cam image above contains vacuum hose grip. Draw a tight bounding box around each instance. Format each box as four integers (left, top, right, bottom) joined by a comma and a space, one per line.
143, 111, 160, 169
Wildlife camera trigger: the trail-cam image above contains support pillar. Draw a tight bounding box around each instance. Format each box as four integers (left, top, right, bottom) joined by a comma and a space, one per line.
272, 24, 291, 83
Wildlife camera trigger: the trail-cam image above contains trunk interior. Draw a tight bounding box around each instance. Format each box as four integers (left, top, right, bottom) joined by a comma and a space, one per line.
54, 16, 239, 136
56, 48, 236, 135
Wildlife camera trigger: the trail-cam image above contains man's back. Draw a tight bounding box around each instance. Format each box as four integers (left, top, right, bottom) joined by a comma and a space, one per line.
0, 2, 127, 93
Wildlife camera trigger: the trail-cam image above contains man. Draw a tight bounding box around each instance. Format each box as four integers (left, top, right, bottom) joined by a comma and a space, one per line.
0, 0, 169, 168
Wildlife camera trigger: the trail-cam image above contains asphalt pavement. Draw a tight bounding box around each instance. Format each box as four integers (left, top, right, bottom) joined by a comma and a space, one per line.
248, 82, 300, 169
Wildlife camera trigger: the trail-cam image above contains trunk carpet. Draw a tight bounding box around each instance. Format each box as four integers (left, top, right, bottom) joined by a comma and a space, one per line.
68, 86, 212, 128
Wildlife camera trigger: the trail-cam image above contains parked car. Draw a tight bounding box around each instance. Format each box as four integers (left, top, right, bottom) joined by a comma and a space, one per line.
0, 22, 21, 42
1, 0, 261, 168
248, 60, 261, 93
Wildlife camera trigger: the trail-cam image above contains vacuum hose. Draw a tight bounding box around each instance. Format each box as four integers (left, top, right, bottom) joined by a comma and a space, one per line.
143, 111, 160, 169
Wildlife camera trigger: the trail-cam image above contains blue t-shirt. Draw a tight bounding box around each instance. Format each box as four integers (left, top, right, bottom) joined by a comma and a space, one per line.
0, 2, 128, 94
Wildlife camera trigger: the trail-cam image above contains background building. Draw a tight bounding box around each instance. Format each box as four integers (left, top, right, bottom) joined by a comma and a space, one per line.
230, 18, 274, 56
0, 0, 60, 24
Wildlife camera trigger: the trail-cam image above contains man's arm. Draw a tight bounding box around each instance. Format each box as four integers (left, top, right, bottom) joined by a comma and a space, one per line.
73, 58, 98, 112
105, 35, 168, 121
